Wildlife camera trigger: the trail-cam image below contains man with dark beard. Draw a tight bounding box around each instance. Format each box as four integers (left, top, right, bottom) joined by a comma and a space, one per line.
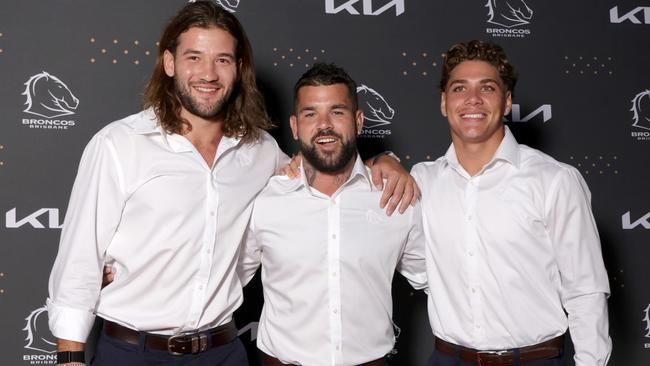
46, 2, 417, 366
238, 63, 427, 366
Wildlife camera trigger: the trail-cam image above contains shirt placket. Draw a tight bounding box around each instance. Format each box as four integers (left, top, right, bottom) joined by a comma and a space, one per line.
464, 175, 485, 342
184, 168, 218, 331
327, 195, 343, 365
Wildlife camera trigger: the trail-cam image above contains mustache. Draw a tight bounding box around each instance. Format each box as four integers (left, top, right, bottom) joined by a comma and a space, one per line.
311, 130, 342, 143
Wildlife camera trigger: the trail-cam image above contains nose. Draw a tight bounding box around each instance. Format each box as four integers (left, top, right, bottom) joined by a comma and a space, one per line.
316, 114, 334, 130
464, 87, 483, 105
198, 60, 219, 82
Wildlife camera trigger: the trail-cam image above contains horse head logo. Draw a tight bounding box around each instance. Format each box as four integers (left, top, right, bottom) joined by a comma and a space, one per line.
631, 90, 650, 131
22, 71, 79, 118
23, 306, 57, 354
356, 85, 395, 129
189, 0, 240, 12
486, 0, 533, 28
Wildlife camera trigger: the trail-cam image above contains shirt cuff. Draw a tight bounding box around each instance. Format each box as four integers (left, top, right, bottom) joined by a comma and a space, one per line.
46, 298, 96, 343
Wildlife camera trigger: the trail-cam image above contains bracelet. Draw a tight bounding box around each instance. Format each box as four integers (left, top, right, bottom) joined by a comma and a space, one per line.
372, 151, 400, 166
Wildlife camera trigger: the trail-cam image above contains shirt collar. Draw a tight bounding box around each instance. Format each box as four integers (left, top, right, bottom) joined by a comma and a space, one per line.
442, 125, 521, 171
278, 153, 372, 194
128, 108, 243, 154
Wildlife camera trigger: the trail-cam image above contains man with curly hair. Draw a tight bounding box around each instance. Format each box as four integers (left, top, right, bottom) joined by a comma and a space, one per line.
411, 40, 612, 366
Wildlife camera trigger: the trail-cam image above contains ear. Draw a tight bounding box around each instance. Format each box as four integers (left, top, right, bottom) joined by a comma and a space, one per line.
504, 91, 513, 116
163, 50, 175, 77
290, 115, 299, 140
440, 92, 448, 118
355, 110, 364, 135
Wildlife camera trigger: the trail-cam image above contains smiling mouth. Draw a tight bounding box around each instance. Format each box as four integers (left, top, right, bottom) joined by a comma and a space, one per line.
316, 137, 337, 144
461, 113, 486, 119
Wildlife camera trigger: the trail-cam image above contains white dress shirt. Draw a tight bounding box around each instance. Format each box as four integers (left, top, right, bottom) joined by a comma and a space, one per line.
47, 109, 286, 342
411, 127, 611, 366
238, 155, 427, 366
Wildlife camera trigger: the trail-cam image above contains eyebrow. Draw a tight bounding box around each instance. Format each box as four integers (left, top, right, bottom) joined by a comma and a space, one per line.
181, 49, 235, 59
298, 103, 351, 113
449, 78, 500, 85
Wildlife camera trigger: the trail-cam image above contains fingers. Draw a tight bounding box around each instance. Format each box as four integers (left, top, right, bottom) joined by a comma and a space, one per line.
397, 177, 415, 214
372, 167, 384, 192
101, 265, 114, 288
384, 174, 406, 216
380, 173, 399, 214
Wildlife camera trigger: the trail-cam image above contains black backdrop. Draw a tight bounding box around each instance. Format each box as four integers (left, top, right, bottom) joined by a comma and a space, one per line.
1, 1, 649, 365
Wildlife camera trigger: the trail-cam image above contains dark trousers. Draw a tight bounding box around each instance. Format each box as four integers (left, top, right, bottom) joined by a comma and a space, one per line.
91, 327, 248, 366
425, 348, 565, 366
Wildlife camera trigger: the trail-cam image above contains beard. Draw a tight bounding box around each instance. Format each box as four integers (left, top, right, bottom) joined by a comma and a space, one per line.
175, 77, 232, 119
299, 130, 357, 173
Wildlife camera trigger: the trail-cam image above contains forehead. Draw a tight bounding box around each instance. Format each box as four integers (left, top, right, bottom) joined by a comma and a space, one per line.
296, 84, 352, 106
176, 26, 237, 54
448, 60, 502, 83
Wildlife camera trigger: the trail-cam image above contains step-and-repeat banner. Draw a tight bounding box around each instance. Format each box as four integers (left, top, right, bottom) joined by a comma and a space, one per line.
0, 1, 648, 365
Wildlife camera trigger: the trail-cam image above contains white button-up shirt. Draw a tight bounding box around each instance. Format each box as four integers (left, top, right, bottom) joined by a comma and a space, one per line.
47, 109, 286, 342
238, 155, 427, 366
411, 127, 611, 365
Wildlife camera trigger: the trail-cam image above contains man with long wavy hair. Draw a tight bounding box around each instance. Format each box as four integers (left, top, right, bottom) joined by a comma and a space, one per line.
46, 2, 417, 365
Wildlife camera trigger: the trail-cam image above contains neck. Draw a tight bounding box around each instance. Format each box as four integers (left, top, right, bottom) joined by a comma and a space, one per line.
181, 109, 225, 166
452, 128, 504, 176
303, 155, 357, 197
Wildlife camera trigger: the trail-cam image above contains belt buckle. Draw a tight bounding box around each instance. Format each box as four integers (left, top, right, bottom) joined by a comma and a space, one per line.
167, 332, 209, 355
476, 350, 508, 366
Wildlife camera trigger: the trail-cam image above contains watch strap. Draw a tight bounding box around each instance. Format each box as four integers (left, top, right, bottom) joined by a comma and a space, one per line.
57, 350, 85, 363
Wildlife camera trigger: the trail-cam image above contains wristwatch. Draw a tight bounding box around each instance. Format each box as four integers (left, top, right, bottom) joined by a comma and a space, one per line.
57, 350, 85, 364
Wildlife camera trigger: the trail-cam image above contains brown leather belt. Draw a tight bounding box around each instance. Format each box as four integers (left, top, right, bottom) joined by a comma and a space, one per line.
263, 353, 385, 366
434, 335, 563, 366
104, 320, 238, 355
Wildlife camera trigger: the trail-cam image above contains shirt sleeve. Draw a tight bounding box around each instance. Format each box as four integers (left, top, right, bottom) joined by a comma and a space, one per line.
237, 210, 262, 286
47, 133, 125, 343
396, 202, 428, 291
544, 167, 612, 365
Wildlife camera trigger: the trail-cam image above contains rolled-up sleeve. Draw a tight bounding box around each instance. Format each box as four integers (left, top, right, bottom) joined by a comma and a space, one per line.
47, 133, 125, 342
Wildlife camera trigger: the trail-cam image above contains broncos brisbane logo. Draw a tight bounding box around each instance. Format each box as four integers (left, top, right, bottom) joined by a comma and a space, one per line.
486, 0, 533, 28
631, 90, 650, 131
356, 85, 394, 129
23, 306, 57, 354
22, 71, 79, 119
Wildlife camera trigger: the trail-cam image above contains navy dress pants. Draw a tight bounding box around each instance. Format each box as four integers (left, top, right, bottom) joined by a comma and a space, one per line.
91, 328, 248, 366
425, 348, 565, 366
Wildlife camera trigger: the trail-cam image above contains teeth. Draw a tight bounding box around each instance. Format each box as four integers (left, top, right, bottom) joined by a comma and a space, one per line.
195, 87, 216, 92
317, 138, 336, 144
462, 113, 484, 119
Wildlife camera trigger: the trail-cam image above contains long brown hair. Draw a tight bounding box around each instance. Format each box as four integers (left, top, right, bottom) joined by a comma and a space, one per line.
143, 0, 273, 143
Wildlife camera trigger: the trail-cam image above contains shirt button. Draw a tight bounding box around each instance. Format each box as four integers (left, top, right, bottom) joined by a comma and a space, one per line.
468, 251, 474, 257
336, 345, 340, 350
332, 234, 337, 239
210, 211, 215, 216
333, 309, 338, 314
206, 248, 212, 254
471, 288, 476, 293
198, 285, 204, 290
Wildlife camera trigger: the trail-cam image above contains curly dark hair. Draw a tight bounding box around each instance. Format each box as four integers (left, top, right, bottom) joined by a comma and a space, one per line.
440, 40, 518, 97
143, 0, 272, 143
